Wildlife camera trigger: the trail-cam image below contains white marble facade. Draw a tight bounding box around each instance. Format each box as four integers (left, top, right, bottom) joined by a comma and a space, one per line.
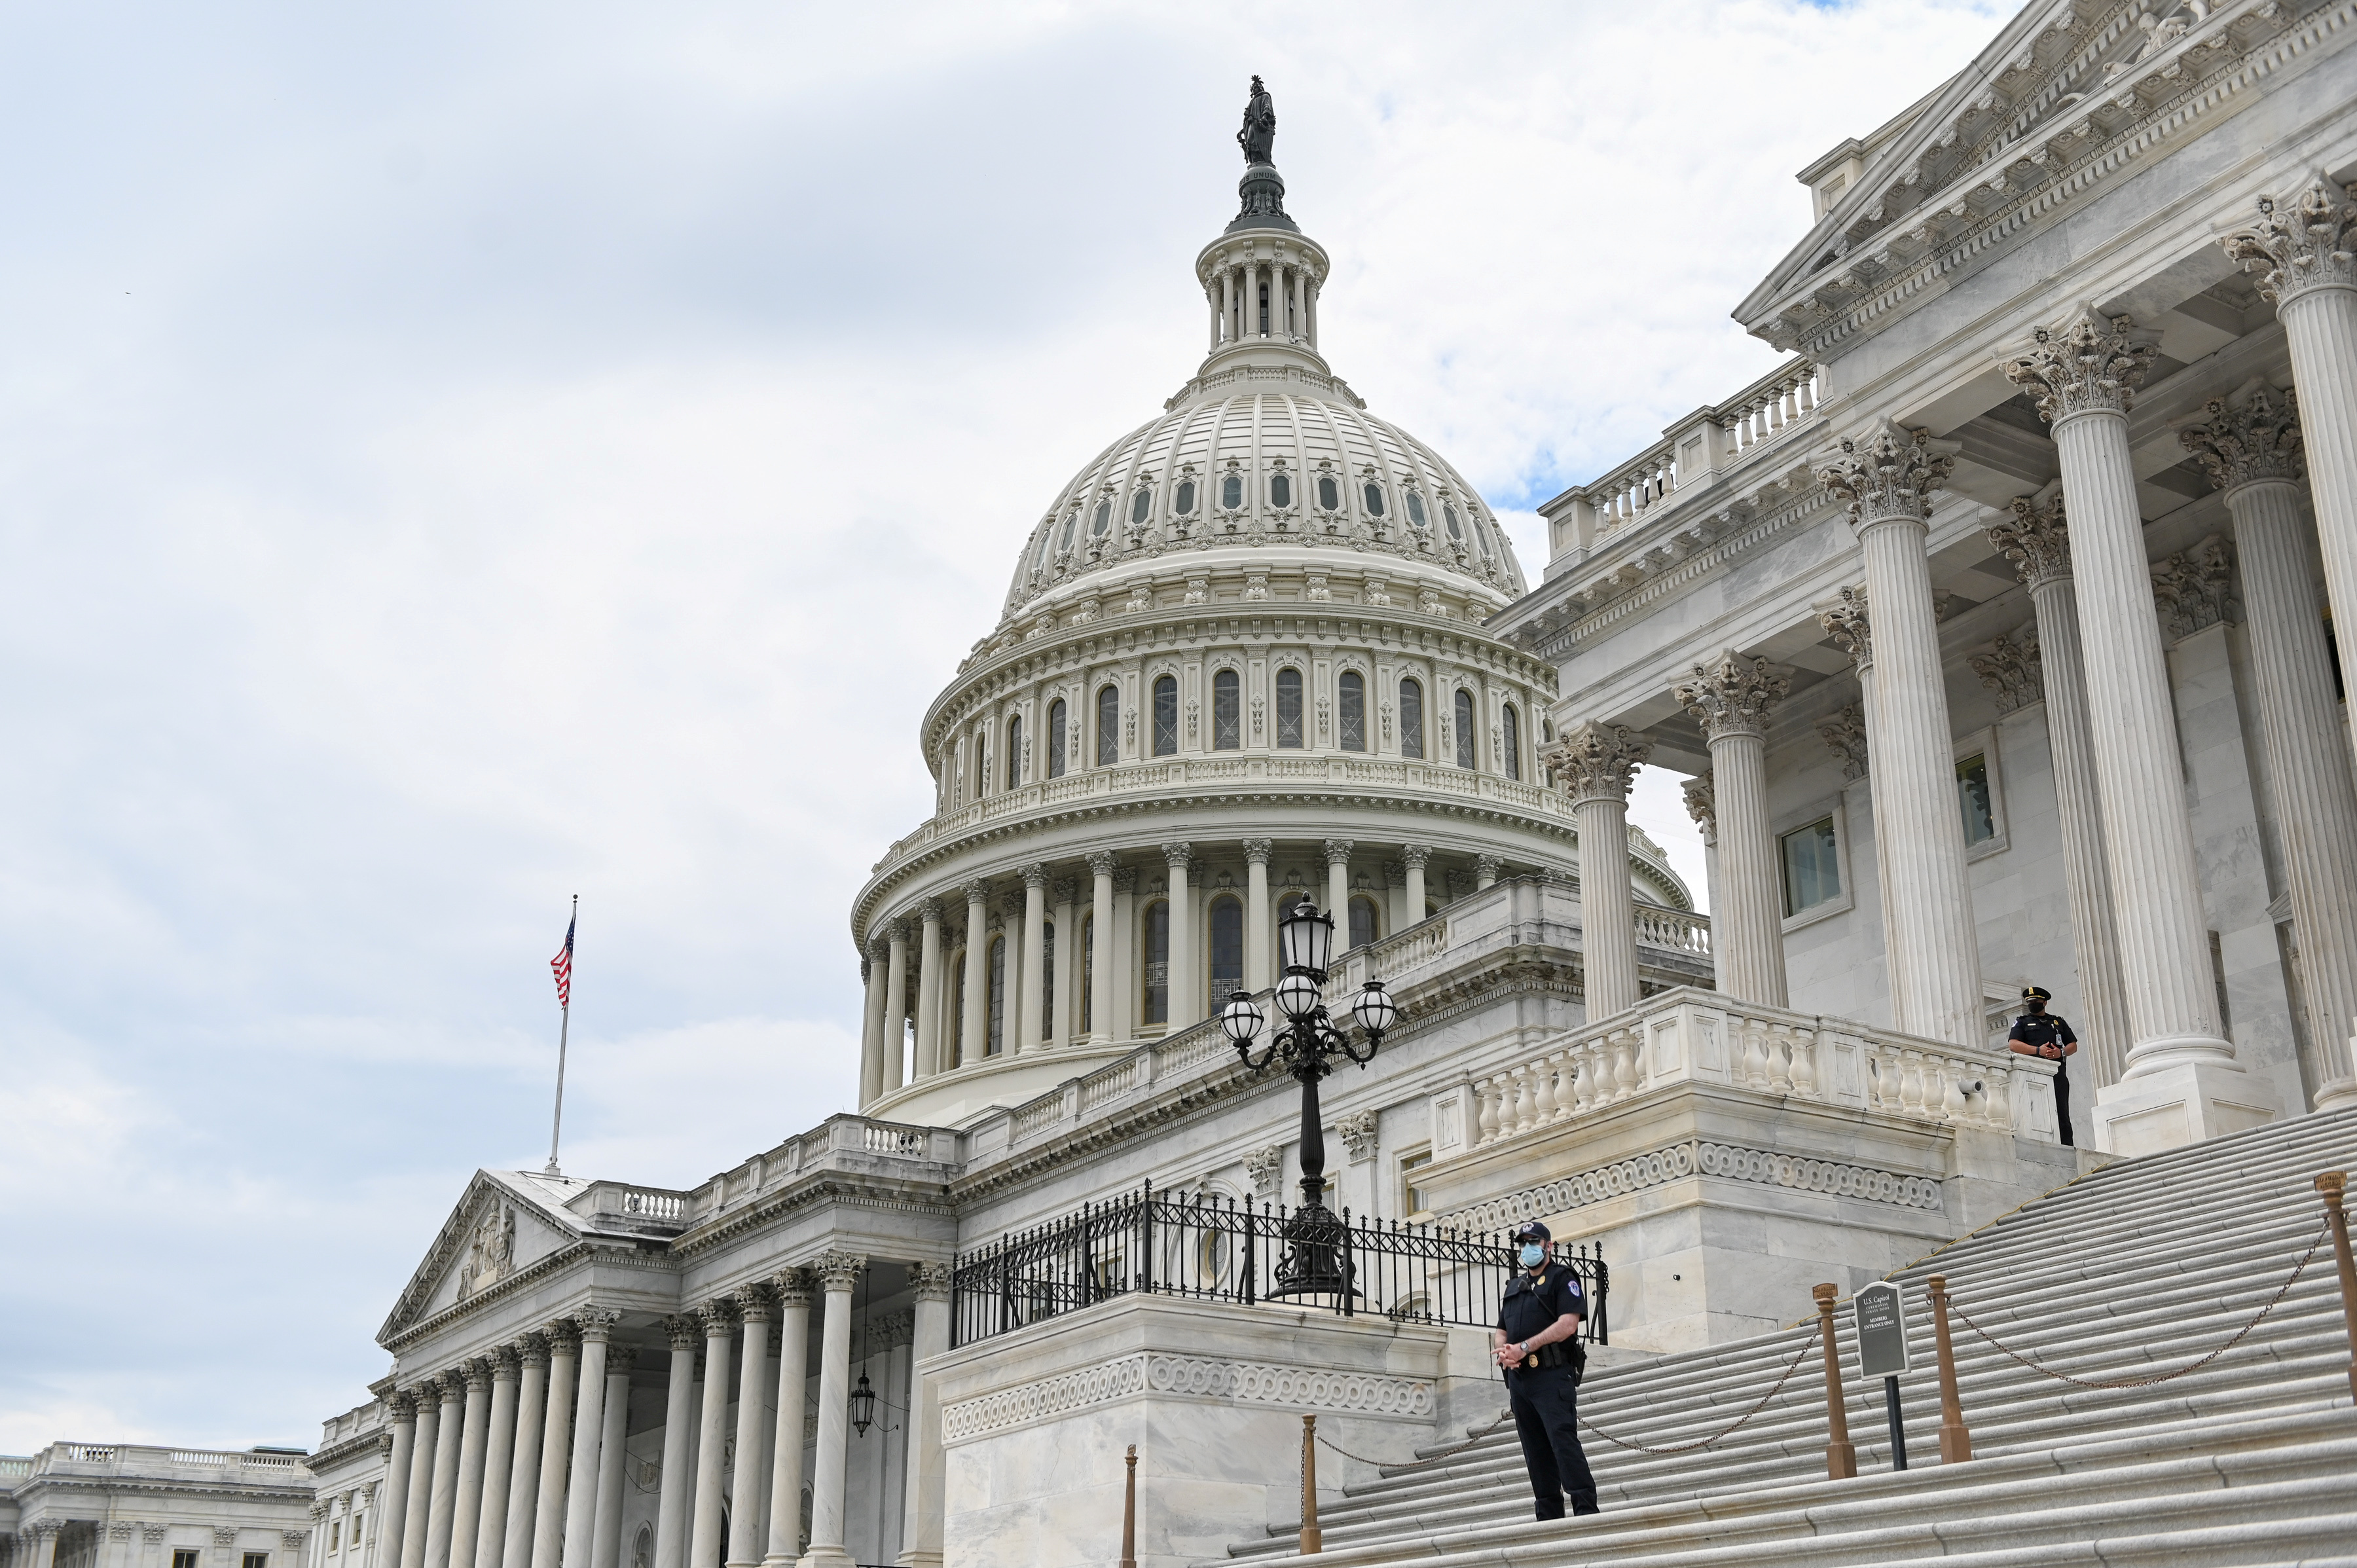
1, 1443, 316, 1568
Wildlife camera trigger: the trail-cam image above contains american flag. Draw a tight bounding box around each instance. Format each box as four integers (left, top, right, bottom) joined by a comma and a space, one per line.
551, 915, 575, 1009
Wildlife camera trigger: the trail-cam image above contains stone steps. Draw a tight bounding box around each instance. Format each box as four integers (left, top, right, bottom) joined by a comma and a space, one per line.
1211, 1107, 2357, 1567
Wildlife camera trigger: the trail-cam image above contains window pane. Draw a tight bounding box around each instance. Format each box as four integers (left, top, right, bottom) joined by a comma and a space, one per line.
1444, 502, 1463, 539
1153, 676, 1179, 756
1175, 479, 1196, 515
1080, 911, 1094, 1033
987, 936, 1006, 1055
1129, 489, 1150, 525
1007, 716, 1022, 790
1405, 492, 1427, 528
1401, 1149, 1432, 1215
1040, 920, 1054, 1036
1957, 754, 1995, 845
1144, 901, 1169, 1024
1349, 895, 1378, 950
1362, 481, 1385, 516
1213, 669, 1241, 750
1503, 704, 1520, 780
1091, 500, 1110, 537
1209, 898, 1243, 999
1098, 685, 1120, 766
1276, 668, 1304, 748
1222, 474, 1243, 509
1780, 817, 1842, 915
1317, 475, 1339, 511
1048, 699, 1067, 778
1059, 513, 1078, 551
1338, 671, 1366, 751
1453, 689, 1476, 770
1270, 473, 1291, 509
1400, 678, 1425, 759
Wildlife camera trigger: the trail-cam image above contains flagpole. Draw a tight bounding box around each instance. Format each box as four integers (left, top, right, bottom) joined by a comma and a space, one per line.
547, 894, 576, 1176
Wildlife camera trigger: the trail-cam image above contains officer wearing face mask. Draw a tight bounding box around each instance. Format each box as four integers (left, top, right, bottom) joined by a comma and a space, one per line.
1492, 1220, 1599, 1520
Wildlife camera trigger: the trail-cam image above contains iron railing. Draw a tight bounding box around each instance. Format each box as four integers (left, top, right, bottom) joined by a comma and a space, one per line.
949, 1181, 1606, 1348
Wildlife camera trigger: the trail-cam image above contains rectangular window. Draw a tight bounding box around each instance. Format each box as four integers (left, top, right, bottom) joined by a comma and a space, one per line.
1213, 670, 1241, 750
986, 936, 1006, 1055
350, 1519, 363, 1549
1780, 817, 1841, 916
1277, 668, 1305, 748
1338, 672, 1366, 752
1209, 898, 1244, 1000
1399, 679, 1425, 759
1956, 753, 1995, 846
244, 1555, 270, 1568
1040, 921, 1055, 1036
1153, 677, 1179, 756
175, 1551, 201, 1568
1097, 685, 1120, 767
329, 1526, 340, 1554
1142, 901, 1169, 1025
1400, 1149, 1433, 1217
1080, 911, 1093, 1034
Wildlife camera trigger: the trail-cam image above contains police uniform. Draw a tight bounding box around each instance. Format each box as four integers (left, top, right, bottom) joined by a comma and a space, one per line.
2008, 1005, 2077, 1146
1497, 1256, 1599, 1519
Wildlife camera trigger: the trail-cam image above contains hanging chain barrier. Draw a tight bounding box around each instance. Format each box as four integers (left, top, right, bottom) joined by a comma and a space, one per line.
1579, 1329, 1818, 1455
1310, 1412, 1514, 1471
1946, 1217, 2330, 1391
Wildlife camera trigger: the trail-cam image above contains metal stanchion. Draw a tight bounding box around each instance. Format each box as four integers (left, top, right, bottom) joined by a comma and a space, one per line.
1927, 1275, 1972, 1463
1118, 1444, 1137, 1568
1299, 1414, 1322, 1554
2318, 1171, 2357, 1401
1812, 1283, 1857, 1480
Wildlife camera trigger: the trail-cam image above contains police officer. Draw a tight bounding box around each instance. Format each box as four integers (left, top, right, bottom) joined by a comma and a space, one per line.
2007, 985, 2078, 1146
1491, 1220, 1599, 1520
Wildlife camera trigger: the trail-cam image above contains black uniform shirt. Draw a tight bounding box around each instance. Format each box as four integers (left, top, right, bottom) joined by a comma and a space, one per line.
2009, 1012, 2077, 1078
1498, 1260, 1585, 1345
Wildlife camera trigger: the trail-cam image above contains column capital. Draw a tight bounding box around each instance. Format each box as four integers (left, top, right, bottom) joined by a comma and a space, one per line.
142, 1525, 170, 1544
488, 1343, 520, 1379
30, 1523, 61, 1543
1818, 422, 1956, 532
2003, 310, 2157, 424
1112, 866, 1139, 893
864, 938, 886, 966
1817, 706, 1869, 781
1381, 860, 1406, 888
917, 898, 943, 924
283, 1535, 308, 1554
542, 1317, 580, 1357
909, 1261, 955, 1304
213, 1530, 238, 1549
2152, 535, 2239, 641
811, 1250, 867, 1292
881, 917, 907, 945
1321, 837, 1354, 867
770, 1266, 814, 1308
1241, 838, 1273, 866
735, 1285, 778, 1324
1969, 629, 2044, 713
460, 1357, 494, 1392
1051, 876, 1078, 905
661, 1314, 701, 1353
604, 1345, 637, 1374
961, 879, 990, 904
1086, 850, 1119, 877
1161, 841, 1194, 870
698, 1297, 742, 1335
2223, 177, 2357, 304
2179, 381, 2303, 492
1815, 585, 1873, 668
386, 1389, 418, 1420
514, 1331, 549, 1369
1400, 843, 1432, 869
1986, 495, 2073, 587
1474, 852, 1505, 880
1019, 862, 1049, 890
1544, 722, 1651, 805
572, 1306, 621, 1344
1681, 775, 1717, 845
1673, 653, 1789, 742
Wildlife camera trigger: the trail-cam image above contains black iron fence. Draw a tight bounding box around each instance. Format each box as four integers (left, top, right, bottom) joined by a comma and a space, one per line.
949, 1182, 1607, 1349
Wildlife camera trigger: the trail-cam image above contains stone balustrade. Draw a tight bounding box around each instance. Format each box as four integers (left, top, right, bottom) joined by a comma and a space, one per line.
20, 1442, 313, 1478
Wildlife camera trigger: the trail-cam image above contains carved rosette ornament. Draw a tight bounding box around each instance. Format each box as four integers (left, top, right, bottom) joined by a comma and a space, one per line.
909, 1262, 955, 1304
1672, 653, 1789, 742
2003, 312, 2158, 424
1815, 585, 1872, 669
812, 1250, 866, 1292
2179, 384, 2304, 492
1543, 722, 1652, 805
1818, 424, 1957, 531
1985, 496, 2072, 588
2222, 179, 2357, 304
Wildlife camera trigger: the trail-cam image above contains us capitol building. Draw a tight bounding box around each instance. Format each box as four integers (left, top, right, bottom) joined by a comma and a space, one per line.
10, 3, 2357, 1567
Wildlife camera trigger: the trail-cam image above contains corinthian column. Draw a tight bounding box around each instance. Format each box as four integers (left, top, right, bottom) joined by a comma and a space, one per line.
559, 1311, 619, 1568
1087, 854, 1117, 1040
501, 1339, 549, 1568
2225, 179, 2357, 776
912, 903, 942, 1079
1018, 864, 1049, 1053
424, 1376, 466, 1568
472, 1350, 519, 1568
1681, 778, 1725, 993
445, 1361, 492, 1568
651, 1319, 698, 1568
959, 882, 989, 1066
1816, 585, 1907, 1028
857, 946, 886, 1108
1548, 723, 1652, 1019
896, 1264, 955, 1568
2007, 313, 2273, 1150
1673, 654, 1790, 1007
727, 1294, 775, 1568
763, 1274, 813, 1568
401, 1383, 441, 1568
589, 1348, 634, 1568
2182, 386, 2357, 1110
797, 1254, 866, 1568
377, 1393, 418, 1568
1820, 426, 1983, 1048
1985, 495, 2133, 1093
687, 1302, 737, 1568
526, 1325, 577, 1568
881, 924, 909, 1093
1322, 840, 1353, 940
1163, 844, 1196, 1027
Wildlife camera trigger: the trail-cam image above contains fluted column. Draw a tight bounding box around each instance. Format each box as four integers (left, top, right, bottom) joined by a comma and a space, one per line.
2007, 314, 2271, 1150
1816, 587, 1908, 1028
912, 902, 943, 1079
1323, 839, 1353, 938
2183, 387, 2357, 1109
1087, 854, 1116, 1040
423, 1376, 465, 1568
1821, 427, 1982, 1048
959, 882, 989, 1065
880, 924, 909, 1092
763, 1273, 813, 1568
1402, 845, 1429, 924
1550, 725, 1651, 1019
500, 1340, 548, 1568
797, 1254, 866, 1568
526, 1324, 577, 1568
727, 1294, 775, 1568
1243, 841, 1273, 994
1988, 497, 2134, 1092
589, 1348, 634, 1568
1018, 865, 1049, 1053
652, 1319, 698, 1568
895, 1264, 954, 1568
687, 1302, 737, 1568
559, 1311, 619, 1568
1163, 844, 1196, 1027
377, 1394, 418, 1568
1474, 854, 1501, 892
1050, 877, 1077, 1048
446, 1362, 493, 1568
2226, 179, 2357, 778
1673, 654, 1790, 1007
473, 1350, 520, 1568
1681, 778, 1725, 993
858, 947, 887, 1108
31, 1525, 60, 1568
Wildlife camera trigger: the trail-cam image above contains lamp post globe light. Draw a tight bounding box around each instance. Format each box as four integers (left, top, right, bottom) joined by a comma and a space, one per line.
1218, 898, 1400, 1298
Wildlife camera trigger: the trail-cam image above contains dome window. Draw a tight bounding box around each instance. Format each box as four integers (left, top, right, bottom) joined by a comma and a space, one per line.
1096, 684, 1120, 766
1129, 489, 1151, 526
1222, 474, 1244, 511
1444, 502, 1465, 540
1453, 689, 1477, 771
1270, 473, 1292, 509
1092, 500, 1112, 537
1398, 677, 1425, 759
1175, 479, 1197, 515
1362, 483, 1385, 517
1059, 513, 1079, 553
1317, 475, 1340, 511
1035, 526, 1056, 572
1275, 668, 1304, 749
1472, 517, 1494, 560
1152, 675, 1179, 757
1503, 702, 1521, 780
1338, 671, 1366, 752
1405, 492, 1427, 528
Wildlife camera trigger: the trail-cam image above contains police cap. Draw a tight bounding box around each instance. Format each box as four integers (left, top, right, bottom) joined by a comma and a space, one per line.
2021, 985, 2053, 1002
1511, 1220, 1552, 1243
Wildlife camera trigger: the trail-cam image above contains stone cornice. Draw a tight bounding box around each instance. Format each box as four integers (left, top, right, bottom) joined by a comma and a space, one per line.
1440, 1137, 1946, 1233
940, 1351, 1433, 1444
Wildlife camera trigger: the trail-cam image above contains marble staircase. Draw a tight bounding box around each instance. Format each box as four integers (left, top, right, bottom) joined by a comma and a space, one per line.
1216, 1108, 2357, 1567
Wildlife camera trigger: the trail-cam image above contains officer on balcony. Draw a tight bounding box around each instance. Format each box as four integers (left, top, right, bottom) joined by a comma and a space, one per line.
2007, 985, 2079, 1146
1491, 1220, 1599, 1520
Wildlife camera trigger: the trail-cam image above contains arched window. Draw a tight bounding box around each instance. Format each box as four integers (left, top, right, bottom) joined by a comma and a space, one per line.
1338, 670, 1366, 752
1473, 516, 1495, 560
1175, 479, 1197, 515
1404, 492, 1427, 528
1129, 489, 1151, 525
1007, 715, 1023, 790
1034, 527, 1054, 572
949, 953, 966, 1044
1213, 669, 1241, 750
1152, 675, 1179, 756
1221, 473, 1244, 510
976, 735, 991, 795
953, 747, 967, 804
986, 935, 1006, 1055
1453, 689, 1477, 770
1317, 474, 1340, 511
1059, 512, 1078, 553
1270, 472, 1292, 509
1362, 481, 1386, 516
1047, 698, 1068, 778
1040, 920, 1055, 1037
1097, 684, 1120, 766
1091, 499, 1111, 537
1142, 900, 1170, 1025
1349, 895, 1379, 951
1275, 668, 1305, 748
1208, 896, 1244, 1003
1503, 703, 1522, 780
1399, 677, 1426, 759
1444, 501, 1465, 541
1080, 910, 1094, 1034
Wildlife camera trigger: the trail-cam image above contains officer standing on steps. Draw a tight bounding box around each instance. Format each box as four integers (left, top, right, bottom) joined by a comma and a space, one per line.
2008, 985, 2079, 1146
1492, 1220, 1599, 1520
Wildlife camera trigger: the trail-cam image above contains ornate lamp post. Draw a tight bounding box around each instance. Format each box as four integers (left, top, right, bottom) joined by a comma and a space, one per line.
1219, 899, 1400, 1297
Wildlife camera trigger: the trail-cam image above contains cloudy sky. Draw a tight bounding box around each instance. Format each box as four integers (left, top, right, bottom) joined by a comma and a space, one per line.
0, 0, 2007, 1451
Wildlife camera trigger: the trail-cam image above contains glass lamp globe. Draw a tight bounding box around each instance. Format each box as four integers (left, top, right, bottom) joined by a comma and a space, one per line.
1275, 970, 1321, 1021
1351, 979, 1398, 1037
850, 1370, 875, 1437
1218, 991, 1265, 1044
1279, 898, 1335, 974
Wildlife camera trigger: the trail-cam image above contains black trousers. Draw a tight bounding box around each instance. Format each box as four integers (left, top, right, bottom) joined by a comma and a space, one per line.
1506, 1364, 1598, 1519
2055, 1071, 2074, 1146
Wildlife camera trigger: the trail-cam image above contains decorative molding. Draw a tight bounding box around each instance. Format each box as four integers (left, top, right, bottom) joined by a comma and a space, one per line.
1334, 1109, 1381, 1164
1818, 423, 1956, 531
1322, 838, 1355, 868
2152, 534, 2240, 640
1816, 585, 1872, 670
1243, 1144, 1285, 1200
909, 1261, 956, 1304
1681, 777, 1716, 847
869, 1307, 916, 1353
1970, 630, 2044, 714
941, 1353, 1434, 1444
1442, 1138, 1943, 1231
2223, 176, 2357, 304
813, 1250, 867, 1292
1673, 653, 1790, 742
2004, 312, 2157, 424
1543, 723, 1651, 805
1986, 495, 2072, 589
1818, 706, 1869, 781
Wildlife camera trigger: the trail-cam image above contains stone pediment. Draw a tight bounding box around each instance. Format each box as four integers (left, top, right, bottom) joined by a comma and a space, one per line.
377, 1169, 591, 1343
1737, 0, 2323, 355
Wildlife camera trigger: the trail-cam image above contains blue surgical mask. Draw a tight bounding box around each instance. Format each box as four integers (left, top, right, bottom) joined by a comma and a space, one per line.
1518, 1243, 1546, 1269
